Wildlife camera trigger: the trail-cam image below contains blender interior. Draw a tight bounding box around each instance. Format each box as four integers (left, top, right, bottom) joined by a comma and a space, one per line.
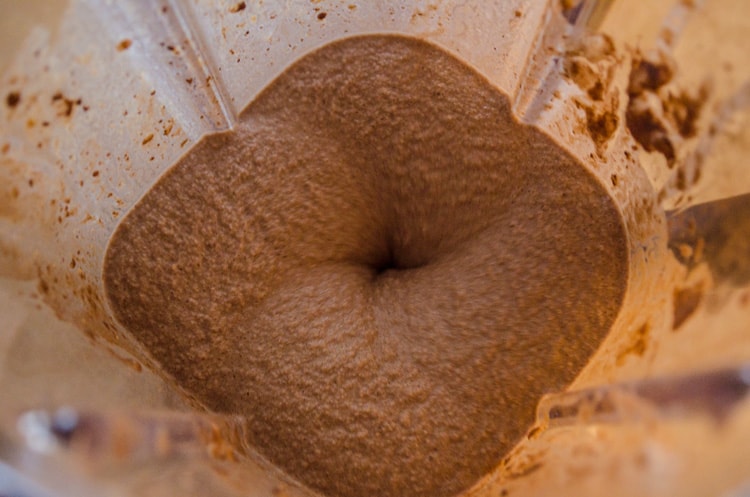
1, 1, 749, 497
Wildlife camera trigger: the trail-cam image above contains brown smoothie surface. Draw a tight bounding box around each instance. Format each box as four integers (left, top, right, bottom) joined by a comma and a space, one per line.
104, 35, 628, 497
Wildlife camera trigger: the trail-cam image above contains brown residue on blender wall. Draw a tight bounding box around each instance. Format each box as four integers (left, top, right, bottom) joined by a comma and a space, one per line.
673, 284, 704, 330
229, 2, 246, 13
615, 322, 651, 366
116, 39, 132, 51
6, 91, 20, 108
625, 49, 708, 167
563, 33, 620, 152
584, 95, 619, 149
668, 194, 750, 287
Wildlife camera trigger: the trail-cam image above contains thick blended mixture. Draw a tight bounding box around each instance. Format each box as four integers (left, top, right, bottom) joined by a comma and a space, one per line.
104, 35, 628, 497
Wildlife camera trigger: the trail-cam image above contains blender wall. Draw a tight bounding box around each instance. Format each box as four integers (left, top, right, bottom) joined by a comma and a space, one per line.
0, 1, 748, 496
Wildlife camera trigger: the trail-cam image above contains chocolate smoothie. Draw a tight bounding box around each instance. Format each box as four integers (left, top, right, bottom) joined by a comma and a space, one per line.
104, 35, 628, 497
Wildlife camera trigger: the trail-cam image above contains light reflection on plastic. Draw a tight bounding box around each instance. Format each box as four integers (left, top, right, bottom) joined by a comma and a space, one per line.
16, 407, 79, 454
17, 410, 58, 454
